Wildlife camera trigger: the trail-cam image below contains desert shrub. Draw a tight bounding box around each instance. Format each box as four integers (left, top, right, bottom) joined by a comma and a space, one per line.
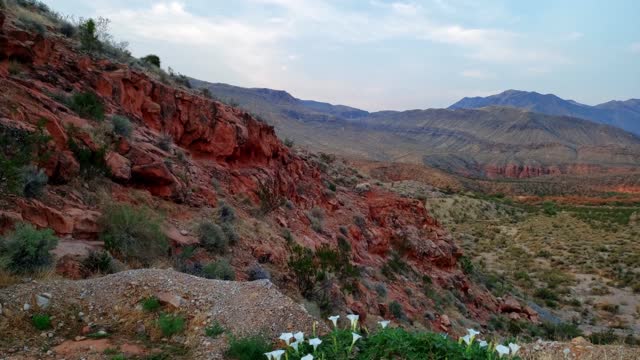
31, 313, 52, 330
307, 207, 324, 233
17, 14, 45, 34
110, 115, 133, 138
459, 256, 474, 274
0, 223, 58, 274
535, 321, 583, 341
542, 201, 558, 216
67, 91, 104, 121
100, 203, 168, 265
82, 250, 114, 274
58, 21, 75, 37
141, 54, 161, 67
221, 222, 238, 245
0, 121, 51, 195
21, 165, 47, 198
381, 252, 408, 279
288, 244, 316, 296
202, 259, 235, 280
157, 133, 173, 151
141, 296, 161, 312
226, 335, 272, 360
375, 283, 387, 298
197, 221, 228, 253
201, 88, 212, 99
205, 321, 225, 338
157, 313, 185, 337
284, 138, 294, 148
8, 60, 22, 75
389, 300, 405, 320
247, 264, 270, 281
589, 329, 619, 345
78, 18, 101, 52
218, 202, 236, 223
67, 137, 108, 179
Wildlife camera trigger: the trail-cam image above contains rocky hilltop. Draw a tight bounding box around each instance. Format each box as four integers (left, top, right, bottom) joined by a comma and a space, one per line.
193, 81, 640, 180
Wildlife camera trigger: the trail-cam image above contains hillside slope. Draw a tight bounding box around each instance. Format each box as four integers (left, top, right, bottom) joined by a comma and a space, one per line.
0, 2, 522, 350
449, 89, 640, 135
192, 81, 640, 179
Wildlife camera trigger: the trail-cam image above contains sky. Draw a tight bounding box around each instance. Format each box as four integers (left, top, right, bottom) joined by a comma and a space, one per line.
46, 0, 640, 111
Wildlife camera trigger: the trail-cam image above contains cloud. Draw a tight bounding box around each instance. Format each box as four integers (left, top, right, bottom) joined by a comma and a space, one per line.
631, 42, 640, 53
460, 69, 493, 79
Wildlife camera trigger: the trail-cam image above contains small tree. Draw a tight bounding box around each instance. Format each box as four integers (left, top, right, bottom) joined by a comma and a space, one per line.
78, 18, 101, 52
141, 54, 161, 67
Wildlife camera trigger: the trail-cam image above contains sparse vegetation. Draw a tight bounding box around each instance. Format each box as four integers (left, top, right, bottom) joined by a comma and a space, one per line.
100, 203, 168, 265
67, 91, 105, 121
142, 296, 161, 312
204, 321, 225, 338
31, 313, 52, 330
197, 221, 229, 253
202, 259, 235, 280
0, 223, 58, 274
111, 115, 133, 138
82, 250, 115, 275
21, 165, 47, 198
157, 313, 186, 337
226, 335, 272, 360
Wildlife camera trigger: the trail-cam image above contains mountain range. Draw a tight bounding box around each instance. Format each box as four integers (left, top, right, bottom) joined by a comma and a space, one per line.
449, 90, 640, 135
191, 80, 640, 179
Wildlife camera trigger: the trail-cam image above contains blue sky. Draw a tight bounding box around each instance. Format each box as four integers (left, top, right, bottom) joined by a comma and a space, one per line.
46, 0, 640, 110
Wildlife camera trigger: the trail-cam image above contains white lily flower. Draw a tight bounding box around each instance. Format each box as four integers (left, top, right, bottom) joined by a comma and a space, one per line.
294, 331, 305, 343
467, 328, 480, 337
509, 343, 521, 355
478, 340, 488, 348
264, 350, 285, 360
346, 314, 359, 330
351, 332, 362, 344
301, 355, 313, 360
495, 344, 510, 357
279, 332, 294, 345
328, 315, 340, 328
378, 320, 390, 329
290, 340, 301, 351
460, 334, 472, 345
309, 337, 322, 351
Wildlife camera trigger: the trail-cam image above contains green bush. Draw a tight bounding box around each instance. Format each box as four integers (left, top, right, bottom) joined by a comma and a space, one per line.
198, 221, 227, 253
100, 203, 168, 265
111, 115, 133, 138
204, 321, 224, 338
67, 92, 104, 121
157, 313, 185, 337
542, 201, 558, 216
21, 165, 47, 198
31, 313, 52, 330
202, 259, 235, 280
142, 296, 161, 312
141, 54, 161, 67
246, 264, 270, 281
459, 256, 474, 274
0, 223, 58, 274
226, 335, 272, 360
82, 250, 114, 274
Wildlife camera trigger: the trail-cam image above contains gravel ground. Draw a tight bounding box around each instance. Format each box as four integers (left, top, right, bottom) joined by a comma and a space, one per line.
0, 269, 321, 359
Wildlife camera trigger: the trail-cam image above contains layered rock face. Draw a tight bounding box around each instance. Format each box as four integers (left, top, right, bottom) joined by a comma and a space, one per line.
0, 10, 514, 330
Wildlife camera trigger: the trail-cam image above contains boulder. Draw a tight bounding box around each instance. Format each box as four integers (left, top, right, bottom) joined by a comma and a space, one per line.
18, 199, 73, 234
105, 152, 131, 182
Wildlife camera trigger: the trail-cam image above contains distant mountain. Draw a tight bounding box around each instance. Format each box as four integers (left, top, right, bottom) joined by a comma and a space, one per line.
191, 80, 640, 179
449, 90, 640, 135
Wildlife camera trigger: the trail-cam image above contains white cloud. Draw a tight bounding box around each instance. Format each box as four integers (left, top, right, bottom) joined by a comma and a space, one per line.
631, 42, 640, 53
460, 69, 493, 79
